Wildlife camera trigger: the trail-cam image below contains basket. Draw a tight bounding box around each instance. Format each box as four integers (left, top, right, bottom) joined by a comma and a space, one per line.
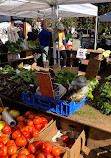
22, 90, 87, 116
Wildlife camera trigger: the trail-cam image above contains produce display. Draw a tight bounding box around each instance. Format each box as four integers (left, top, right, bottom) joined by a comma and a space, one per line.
0, 39, 23, 53
0, 65, 98, 102
27, 41, 40, 49
0, 65, 38, 100
0, 106, 68, 158
93, 75, 111, 114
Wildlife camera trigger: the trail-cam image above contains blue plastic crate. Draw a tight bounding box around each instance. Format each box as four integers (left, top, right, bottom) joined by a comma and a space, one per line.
22, 90, 88, 116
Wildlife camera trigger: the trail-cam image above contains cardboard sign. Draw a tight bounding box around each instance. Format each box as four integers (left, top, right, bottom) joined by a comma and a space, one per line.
36, 72, 54, 98
72, 39, 80, 50
85, 59, 101, 79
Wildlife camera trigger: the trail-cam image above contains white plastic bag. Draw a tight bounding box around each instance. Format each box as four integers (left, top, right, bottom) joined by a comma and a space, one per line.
76, 48, 87, 59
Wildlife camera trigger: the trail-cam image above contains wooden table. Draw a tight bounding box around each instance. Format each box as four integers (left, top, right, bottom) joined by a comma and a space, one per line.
66, 49, 107, 78
0, 93, 111, 153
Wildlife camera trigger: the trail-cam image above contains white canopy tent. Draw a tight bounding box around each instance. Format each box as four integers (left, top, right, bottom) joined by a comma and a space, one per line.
0, 2, 97, 18
0, 0, 99, 64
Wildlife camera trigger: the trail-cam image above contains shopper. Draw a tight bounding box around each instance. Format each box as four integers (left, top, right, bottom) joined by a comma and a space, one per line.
57, 23, 67, 67
38, 23, 52, 68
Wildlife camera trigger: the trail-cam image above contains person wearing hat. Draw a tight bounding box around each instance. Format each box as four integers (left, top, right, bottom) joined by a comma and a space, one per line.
39, 23, 52, 68
57, 23, 67, 67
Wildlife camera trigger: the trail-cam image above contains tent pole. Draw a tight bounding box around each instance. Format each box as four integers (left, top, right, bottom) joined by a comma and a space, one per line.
11, 16, 14, 26
23, 18, 26, 39
94, 16, 98, 50
56, 5, 60, 66
52, 5, 57, 65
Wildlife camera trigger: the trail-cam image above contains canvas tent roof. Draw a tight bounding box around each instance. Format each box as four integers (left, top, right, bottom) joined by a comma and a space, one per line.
0, 0, 97, 18
99, 12, 111, 22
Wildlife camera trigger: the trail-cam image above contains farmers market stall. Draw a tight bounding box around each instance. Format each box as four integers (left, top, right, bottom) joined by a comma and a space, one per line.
0, 1, 98, 64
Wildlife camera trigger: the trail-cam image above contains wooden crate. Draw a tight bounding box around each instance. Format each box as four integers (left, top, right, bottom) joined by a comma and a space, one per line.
40, 118, 86, 158
7, 53, 16, 62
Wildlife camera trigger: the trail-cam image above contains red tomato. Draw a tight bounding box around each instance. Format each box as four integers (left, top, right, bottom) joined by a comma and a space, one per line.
17, 124, 25, 130
69, 138, 75, 144
33, 117, 41, 125
27, 154, 35, 158
0, 141, 4, 148
26, 119, 34, 126
0, 146, 7, 156
31, 130, 39, 138
15, 135, 27, 147
28, 114, 35, 120
1, 136, 10, 145
11, 126, 20, 133
22, 126, 35, 133
17, 116, 25, 122
61, 142, 67, 147
42, 142, 52, 154
41, 117, 47, 123
28, 143, 37, 153
51, 146, 61, 157
12, 130, 22, 140
62, 136, 70, 143
3, 125, 11, 134
46, 154, 53, 158
17, 154, 27, 158
7, 140, 16, 147
17, 121, 24, 125
36, 152, 46, 158
19, 148, 30, 155
24, 111, 34, 118
55, 157, 60, 158
41, 121, 48, 128
35, 124, 42, 131
7, 145, 17, 155
11, 153, 18, 158
0, 131, 3, 138
35, 140, 43, 150
35, 150, 41, 156
69, 143, 73, 149
22, 130, 30, 139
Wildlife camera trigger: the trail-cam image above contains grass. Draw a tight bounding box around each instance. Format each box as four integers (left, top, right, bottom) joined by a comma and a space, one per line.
74, 108, 96, 120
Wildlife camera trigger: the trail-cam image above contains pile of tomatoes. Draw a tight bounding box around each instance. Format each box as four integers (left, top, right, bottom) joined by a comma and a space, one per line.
0, 111, 55, 158
27, 140, 62, 158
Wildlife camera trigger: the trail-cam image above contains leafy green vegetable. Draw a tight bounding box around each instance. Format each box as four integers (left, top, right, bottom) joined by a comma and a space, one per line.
28, 41, 40, 48
87, 77, 99, 100
93, 75, 111, 114
0, 65, 15, 74
9, 68, 38, 85
55, 70, 77, 86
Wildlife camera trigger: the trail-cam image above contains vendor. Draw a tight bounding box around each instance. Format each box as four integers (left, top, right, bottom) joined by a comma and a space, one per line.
65, 29, 72, 43
57, 23, 67, 67
38, 23, 52, 68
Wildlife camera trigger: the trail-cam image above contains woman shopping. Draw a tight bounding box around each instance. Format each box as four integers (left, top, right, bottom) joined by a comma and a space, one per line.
57, 23, 67, 67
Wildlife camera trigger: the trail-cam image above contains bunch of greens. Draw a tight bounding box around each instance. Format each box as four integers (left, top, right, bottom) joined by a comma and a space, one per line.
0, 65, 15, 74
9, 68, 38, 85
28, 41, 40, 48
87, 77, 99, 100
5, 39, 23, 52
55, 70, 77, 86
93, 75, 111, 114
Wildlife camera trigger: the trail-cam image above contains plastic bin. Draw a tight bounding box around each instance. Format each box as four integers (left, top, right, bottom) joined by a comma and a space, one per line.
22, 90, 88, 116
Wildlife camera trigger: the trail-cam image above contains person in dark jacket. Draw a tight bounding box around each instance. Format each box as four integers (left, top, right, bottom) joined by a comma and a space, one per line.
39, 23, 52, 68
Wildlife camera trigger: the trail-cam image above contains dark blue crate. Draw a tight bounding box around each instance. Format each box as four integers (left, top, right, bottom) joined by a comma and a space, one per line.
22, 90, 88, 116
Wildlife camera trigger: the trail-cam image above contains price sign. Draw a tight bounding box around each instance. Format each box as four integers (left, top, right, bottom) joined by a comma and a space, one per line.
76, 48, 87, 59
